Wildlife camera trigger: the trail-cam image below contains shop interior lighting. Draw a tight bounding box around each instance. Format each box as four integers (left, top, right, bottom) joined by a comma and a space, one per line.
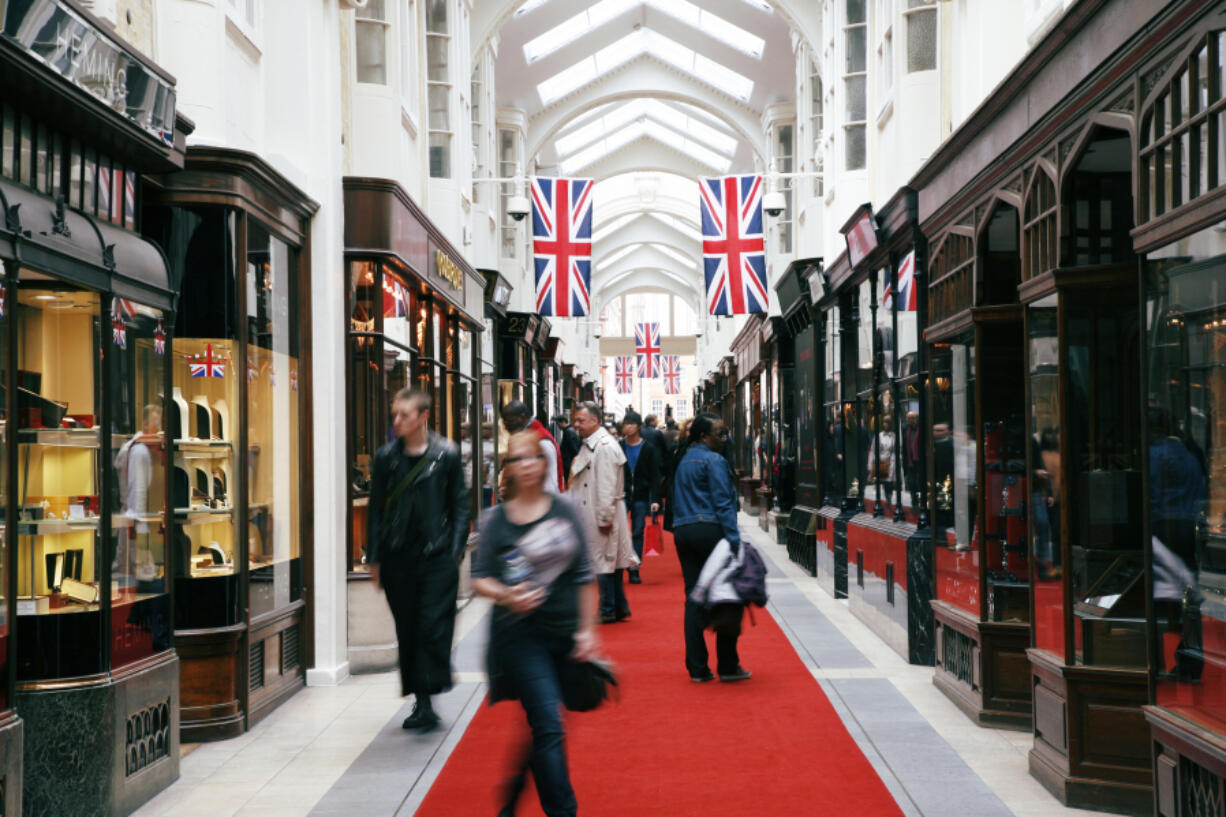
537, 29, 754, 105
523, 0, 764, 64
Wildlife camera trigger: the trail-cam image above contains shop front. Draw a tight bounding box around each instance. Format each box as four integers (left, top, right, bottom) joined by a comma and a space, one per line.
2, 1, 188, 811
730, 315, 765, 514
340, 178, 485, 672
144, 148, 317, 741
778, 258, 822, 564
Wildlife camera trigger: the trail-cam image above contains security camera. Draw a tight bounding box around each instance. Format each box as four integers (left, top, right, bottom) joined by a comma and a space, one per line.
763, 191, 787, 217
507, 194, 530, 222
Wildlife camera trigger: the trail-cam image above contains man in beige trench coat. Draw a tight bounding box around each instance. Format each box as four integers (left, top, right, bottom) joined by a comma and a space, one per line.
568, 401, 639, 622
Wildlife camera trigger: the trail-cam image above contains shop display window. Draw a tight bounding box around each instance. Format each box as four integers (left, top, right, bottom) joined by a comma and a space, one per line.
1028, 294, 1063, 653
15, 282, 107, 679
852, 281, 874, 505
246, 223, 303, 620
109, 299, 171, 668
0, 273, 7, 704
868, 267, 896, 511
821, 306, 843, 505
932, 339, 978, 616
1147, 225, 1226, 727
1065, 287, 1143, 667
348, 261, 379, 572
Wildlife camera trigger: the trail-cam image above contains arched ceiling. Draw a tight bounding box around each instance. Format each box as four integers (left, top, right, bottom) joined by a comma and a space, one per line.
487, 0, 803, 327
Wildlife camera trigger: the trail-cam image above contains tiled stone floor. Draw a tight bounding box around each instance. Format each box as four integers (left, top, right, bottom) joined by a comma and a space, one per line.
132, 515, 1104, 817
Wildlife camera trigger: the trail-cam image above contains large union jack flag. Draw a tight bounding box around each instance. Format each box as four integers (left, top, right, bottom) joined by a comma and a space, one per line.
532, 177, 593, 317
189, 344, 226, 379
383, 277, 409, 319
700, 174, 768, 315
881, 249, 918, 312
635, 322, 661, 379
614, 356, 634, 394
662, 355, 682, 395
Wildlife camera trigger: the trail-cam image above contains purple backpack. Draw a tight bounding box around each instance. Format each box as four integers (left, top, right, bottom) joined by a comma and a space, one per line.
731, 541, 769, 607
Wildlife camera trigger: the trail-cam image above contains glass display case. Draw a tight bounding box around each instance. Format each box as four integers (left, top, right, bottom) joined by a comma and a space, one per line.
821, 305, 843, 506
1028, 293, 1063, 654
1146, 225, 1226, 727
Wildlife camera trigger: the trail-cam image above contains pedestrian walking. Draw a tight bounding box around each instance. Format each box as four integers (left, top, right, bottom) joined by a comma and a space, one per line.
471, 430, 600, 817
367, 387, 471, 730
501, 400, 564, 494
670, 412, 750, 683
555, 415, 582, 485
567, 401, 638, 623
620, 410, 661, 584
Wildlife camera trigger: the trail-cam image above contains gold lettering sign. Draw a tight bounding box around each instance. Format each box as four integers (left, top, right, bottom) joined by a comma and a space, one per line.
435, 250, 464, 292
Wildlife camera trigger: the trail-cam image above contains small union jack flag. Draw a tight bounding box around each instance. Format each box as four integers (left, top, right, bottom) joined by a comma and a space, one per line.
290, 368, 298, 392
532, 177, 593, 317
1, 282, 7, 318
636, 322, 661, 379
700, 174, 768, 315
268, 364, 276, 387
662, 355, 682, 395
383, 278, 409, 319
614, 356, 634, 394
112, 316, 127, 349
153, 321, 166, 355
189, 344, 226, 378
881, 249, 918, 312
247, 355, 257, 383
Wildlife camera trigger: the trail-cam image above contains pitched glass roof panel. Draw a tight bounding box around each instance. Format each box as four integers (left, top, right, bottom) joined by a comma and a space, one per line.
555, 100, 739, 162
514, 0, 551, 17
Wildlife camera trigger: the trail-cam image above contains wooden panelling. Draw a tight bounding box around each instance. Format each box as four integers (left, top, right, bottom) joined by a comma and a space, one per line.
1035, 683, 1069, 755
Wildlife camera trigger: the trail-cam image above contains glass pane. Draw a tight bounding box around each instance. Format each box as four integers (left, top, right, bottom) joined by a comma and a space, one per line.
356, 21, 388, 85
150, 206, 242, 630
2, 105, 14, 179
845, 124, 866, 170
15, 281, 104, 680
19, 116, 32, 188
845, 25, 867, 74
428, 83, 450, 130
349, 333, 380, 572
1148, 227, 1226, 724
430, 131, 451, 179
480, 370, 496, 509
846, 0, 866, 25
247, 223, 302, 619
426, 33, 448, 81
933, 340, 978, 616
1029, 294, 1063, 655
426, 0, 447, 33
906, 8, 937, 72
110, 301, 171, 668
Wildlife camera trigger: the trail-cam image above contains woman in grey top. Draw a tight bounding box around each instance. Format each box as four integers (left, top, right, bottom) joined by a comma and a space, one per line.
472, 430, 600, 817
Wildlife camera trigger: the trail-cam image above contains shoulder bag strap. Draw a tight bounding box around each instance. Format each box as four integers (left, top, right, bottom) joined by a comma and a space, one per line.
384, 453, 433, 515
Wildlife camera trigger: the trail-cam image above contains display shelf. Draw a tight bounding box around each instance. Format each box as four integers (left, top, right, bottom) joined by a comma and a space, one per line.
17, 428, 101, 447
174, 507, 233, 518
17, 518, 99, 536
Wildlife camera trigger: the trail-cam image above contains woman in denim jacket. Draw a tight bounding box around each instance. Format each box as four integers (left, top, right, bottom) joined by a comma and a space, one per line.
670, 413, 750, 683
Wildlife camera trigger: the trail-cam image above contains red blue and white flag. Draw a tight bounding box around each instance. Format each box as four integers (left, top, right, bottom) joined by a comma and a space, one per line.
532, 177, 593, 317
881, 249, 918, 312
190, 344, 226, 378
112, 317, 126, 349
636, 322, 661, 379
614, 356, 634, 394
247, 354, 257, 383
662, 355, 682, 395
699, 174, 768, 315
383, 278, 409, 319
111, 297, 136, 348
153, 321, 166, 355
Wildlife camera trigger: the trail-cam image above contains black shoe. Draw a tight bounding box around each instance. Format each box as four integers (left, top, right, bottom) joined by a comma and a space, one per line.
718, 668, 752, 683
600, 613, 617, 624
690, 670, 715, 683
402, 704, 441, 731
615, 609, 632, 621
628, 570, 642, 584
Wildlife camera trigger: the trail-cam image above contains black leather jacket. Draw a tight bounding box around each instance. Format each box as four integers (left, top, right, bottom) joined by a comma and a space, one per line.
367, 433, 471, 563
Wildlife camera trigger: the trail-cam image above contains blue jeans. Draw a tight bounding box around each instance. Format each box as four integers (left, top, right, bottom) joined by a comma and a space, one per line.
598, 571, 629, 617
504, 630, 577, 817
630, 500, 650, 563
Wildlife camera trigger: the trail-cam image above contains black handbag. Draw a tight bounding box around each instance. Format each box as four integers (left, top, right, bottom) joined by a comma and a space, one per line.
560, 657, 618, 712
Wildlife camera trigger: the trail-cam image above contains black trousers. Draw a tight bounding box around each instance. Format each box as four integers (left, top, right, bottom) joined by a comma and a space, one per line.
673, 522, 741, 676
381, 549, 459, 697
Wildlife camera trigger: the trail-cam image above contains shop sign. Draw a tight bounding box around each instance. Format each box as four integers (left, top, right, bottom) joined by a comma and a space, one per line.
4, 0, 177, 146
845, 209, 879, 267
434, 249, 464, 292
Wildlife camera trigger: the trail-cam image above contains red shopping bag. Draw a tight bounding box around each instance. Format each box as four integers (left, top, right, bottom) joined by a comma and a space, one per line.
644, 517, 663, 556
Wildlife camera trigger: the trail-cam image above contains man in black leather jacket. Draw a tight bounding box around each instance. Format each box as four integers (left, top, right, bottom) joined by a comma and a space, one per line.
368, 387, 471, 731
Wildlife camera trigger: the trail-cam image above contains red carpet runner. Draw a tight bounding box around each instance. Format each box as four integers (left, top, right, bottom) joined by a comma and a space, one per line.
416, 529, 904, 816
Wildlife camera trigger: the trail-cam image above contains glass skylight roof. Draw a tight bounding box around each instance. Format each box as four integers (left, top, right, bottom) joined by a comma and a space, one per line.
536, 29, 754, 105
557, 118, 733, 175
554, 100, 738, 160
523, 0, 765, 64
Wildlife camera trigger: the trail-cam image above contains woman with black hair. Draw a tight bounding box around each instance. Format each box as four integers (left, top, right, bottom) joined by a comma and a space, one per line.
670, 412, 749, 683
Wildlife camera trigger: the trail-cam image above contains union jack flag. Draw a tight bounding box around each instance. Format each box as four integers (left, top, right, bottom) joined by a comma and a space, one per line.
614, 356, 634, 394
290, 368, 298, 392
636, 322, 661, 379
383, 278, 409, 319
881, 250, 918, 312
153, 321, 166, 355
189, 344, 226, 378
112, 316, 126, 349
0, 282, 6, 318
532, 177, 593, 317
111, 297, 135, 348
662, 355, 682, 395
247, 355, 257, 383
699, 174, 768, 315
